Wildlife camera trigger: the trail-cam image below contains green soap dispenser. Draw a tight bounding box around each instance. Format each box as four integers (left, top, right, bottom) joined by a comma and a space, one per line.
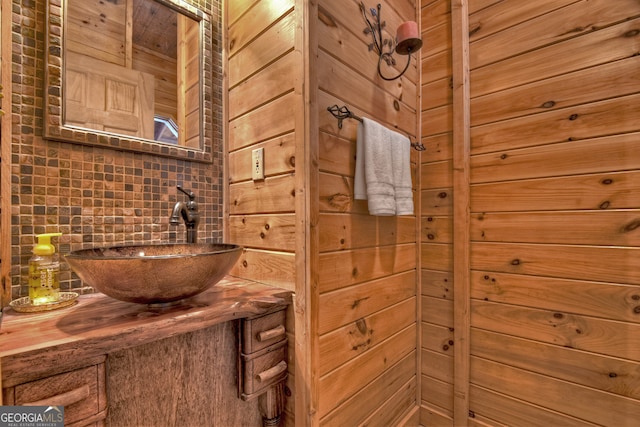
28, 232, 63, 305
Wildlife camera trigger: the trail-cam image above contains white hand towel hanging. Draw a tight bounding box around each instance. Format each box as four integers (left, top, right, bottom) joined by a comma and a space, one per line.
392, 128, 414, 215
354, 117, 413, 216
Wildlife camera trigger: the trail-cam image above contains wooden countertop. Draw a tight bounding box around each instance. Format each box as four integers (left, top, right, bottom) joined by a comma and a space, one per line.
0, 276, 292, 387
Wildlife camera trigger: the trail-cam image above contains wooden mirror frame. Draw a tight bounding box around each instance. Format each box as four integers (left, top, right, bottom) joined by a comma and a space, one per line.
44, 0, 214, 163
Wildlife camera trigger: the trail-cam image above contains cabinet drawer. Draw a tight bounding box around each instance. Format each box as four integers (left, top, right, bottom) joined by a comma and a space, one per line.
241, 310, 286, 353
240, 340, 287, 399
10, 363, 106, 427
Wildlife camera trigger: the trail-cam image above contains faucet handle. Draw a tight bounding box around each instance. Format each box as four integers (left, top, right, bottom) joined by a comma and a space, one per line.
176, 185, 195, 201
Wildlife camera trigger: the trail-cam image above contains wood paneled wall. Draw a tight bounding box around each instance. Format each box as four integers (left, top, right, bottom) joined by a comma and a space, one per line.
419, 0, 455, 424
225, 1, 299, 424
420, 0, 640, 425
316, 0, 419, 425
226, 0, 297, 290
226, 0, 420, 425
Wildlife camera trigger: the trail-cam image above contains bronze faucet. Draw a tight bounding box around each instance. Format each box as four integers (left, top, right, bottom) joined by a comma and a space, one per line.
169, 185, 200, 243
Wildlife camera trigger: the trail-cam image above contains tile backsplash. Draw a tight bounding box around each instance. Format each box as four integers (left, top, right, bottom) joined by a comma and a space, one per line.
9, 0, 223, 300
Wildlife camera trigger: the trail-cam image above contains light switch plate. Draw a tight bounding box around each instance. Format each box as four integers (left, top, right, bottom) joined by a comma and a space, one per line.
252, 147, 265, 181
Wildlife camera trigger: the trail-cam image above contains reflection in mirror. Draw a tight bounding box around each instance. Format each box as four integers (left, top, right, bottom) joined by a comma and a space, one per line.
44, 0, 214, 162
65, 0, 200, 147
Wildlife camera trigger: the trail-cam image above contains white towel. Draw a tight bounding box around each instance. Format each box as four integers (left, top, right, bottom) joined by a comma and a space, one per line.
354, 118, 413, 216
355, 118, 396, 215
392, 130, 414, 215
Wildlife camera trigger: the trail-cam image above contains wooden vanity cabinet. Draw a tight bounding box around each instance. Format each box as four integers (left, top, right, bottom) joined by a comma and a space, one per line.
0, 278, 292, 427
2, 360, 107, 427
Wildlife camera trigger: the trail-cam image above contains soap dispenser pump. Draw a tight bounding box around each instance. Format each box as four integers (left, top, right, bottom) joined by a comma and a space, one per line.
28, 232, 63, 305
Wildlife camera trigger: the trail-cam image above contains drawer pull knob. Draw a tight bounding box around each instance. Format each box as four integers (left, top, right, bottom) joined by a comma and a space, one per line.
22, 384, 91, 407
256, 325, 285, 342
256, 361, 287, 383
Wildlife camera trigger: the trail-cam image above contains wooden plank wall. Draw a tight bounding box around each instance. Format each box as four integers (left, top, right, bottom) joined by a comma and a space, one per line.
419, 0, 455, 424
176, 15, 200, 148
225, 0, 298, 423
65, 0, 127, 66
421, 0, 640, 425
227, 0, 421, 424
226, 0, 297, 289
316, 0, 420, 425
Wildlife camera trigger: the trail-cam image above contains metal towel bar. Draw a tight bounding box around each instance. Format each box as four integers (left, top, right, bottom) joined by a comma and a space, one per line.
327, 104, 426, 151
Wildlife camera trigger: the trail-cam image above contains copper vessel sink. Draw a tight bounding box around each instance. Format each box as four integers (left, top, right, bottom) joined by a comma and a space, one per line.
65, 243, 242, 305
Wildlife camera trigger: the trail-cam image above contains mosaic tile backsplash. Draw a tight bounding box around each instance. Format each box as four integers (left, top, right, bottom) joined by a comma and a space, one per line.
9, 0, 223, 301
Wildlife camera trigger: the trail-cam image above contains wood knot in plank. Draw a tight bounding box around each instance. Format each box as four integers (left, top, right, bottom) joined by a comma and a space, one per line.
355, 318, 368, 335
351, 296, 369, 309
621, 219, 640, 233
624, 29, 640, 38
329, 193, 351, 209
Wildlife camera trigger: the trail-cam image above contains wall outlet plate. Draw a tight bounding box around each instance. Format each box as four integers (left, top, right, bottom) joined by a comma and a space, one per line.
252, 147, 265, 181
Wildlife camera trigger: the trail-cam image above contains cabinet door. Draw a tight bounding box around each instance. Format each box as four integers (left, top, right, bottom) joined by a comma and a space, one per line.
7, 363, 107, 427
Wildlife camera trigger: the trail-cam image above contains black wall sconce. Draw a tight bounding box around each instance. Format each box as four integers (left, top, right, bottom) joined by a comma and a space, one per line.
360, 2, 423, 81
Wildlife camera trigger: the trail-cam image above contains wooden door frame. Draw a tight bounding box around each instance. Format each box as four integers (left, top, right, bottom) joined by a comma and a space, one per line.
451, 0, 471, 425
294, 0, 319, 425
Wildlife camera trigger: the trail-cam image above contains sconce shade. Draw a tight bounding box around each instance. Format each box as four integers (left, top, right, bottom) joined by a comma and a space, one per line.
395, 21, 422, 55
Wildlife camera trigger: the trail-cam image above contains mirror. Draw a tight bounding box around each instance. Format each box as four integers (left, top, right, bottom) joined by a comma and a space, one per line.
45, 0, 214, 162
